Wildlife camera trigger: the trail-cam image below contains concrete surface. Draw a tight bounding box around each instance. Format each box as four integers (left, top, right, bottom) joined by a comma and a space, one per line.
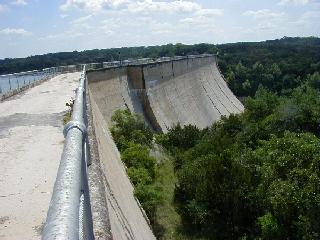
87, 67, 146, 126
87, 55, 243, 239
86, 87, 113, 240
89, 91, 156, 240
0, 73, 80, 240
143, 56, 244, 132
88, 56, 244, 132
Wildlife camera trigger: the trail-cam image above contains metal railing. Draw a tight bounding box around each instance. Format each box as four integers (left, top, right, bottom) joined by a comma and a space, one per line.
0, 64, 86, 97
0, 68, 59, 97
42, 67, 94, 240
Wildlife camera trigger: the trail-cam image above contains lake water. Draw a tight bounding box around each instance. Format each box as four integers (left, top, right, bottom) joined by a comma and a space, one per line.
0, 72, 53, 95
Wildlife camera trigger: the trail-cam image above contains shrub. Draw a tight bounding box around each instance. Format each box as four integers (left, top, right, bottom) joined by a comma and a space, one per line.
110, 109, 153, 151
134, 184, 162, 223
127, 167, 153, 186
121, 142, 156, 179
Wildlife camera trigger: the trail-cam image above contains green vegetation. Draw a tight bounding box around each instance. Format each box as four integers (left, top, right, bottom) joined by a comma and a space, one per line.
62, 98, 74, 125
0, 43, 218, 74
108, 37, 320, 239
157, 84, 320, 239
2, 37, 319, 82
110, 109, 188, 239
219, 38, 320, 96
110, 109, 161, 224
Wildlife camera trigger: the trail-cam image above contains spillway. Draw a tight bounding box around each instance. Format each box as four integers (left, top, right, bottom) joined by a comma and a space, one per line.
87, 55, 244, 239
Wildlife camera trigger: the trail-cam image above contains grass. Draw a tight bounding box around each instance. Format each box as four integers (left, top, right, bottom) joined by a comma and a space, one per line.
152, 146, 190, 240
62, 111, 72, 125
152, 145, 207, 240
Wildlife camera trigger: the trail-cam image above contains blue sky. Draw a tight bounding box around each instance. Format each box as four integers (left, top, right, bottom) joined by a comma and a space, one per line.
0, 0, 319, 59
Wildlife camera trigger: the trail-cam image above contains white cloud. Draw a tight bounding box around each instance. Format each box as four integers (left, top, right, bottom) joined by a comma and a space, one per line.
289, 10, 320, 25
38, 31, 84, 40
179, 10, 222, 28
60, 0, 205, 14
60, 0, 131, 12
0, 4, 9, 12
180, 16, 207, 24
300, 10, 320, 19
11, 0, 27, 6
0, 28, 32, 36
71, 14, 93, 24
60, 14, 69, 18
195, 9, 224, 17
278, 0, 310, 5
127, 0, 201, 13
243, 9, 284, 19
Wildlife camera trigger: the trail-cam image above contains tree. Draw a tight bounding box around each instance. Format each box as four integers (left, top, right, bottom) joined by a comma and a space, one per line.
307, 72, 320, 89
110, 109, 153, 151
251, 132, 320, 239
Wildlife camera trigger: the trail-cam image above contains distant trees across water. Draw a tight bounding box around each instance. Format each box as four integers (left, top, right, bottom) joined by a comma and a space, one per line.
0, 42, 218, 74
2, 37, 319, 100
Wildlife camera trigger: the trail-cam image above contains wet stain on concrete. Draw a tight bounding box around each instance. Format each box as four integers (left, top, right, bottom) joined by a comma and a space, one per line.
0, 216, 9, 225
0, 112, 66, 138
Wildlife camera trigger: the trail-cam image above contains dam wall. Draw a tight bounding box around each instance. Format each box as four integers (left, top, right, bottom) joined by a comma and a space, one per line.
140, 55, 243, 131
87, 67, 146, 125
88, 55, 244, 131
87, 55, 244, 239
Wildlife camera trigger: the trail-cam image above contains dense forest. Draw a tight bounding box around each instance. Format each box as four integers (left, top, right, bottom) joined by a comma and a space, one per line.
0, 42, 218, 74
218, 37, 320, 96
108, 37, 320, 239
1, 37, 319, 80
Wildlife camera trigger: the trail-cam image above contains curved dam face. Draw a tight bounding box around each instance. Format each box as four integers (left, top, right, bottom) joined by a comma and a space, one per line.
87, 55, 243, 239
143, 56, 244, 131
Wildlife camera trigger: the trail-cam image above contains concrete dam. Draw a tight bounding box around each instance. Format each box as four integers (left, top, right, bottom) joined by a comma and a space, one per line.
0, 54, 243, 239
86, 55, 244, 239
88, 55, 243, 131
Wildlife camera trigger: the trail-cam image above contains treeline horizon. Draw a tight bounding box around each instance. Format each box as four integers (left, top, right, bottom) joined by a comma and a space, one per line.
0, 36, 319, 75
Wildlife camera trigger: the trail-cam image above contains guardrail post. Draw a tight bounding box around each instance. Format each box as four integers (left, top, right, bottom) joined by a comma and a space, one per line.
9, 76, 12, 90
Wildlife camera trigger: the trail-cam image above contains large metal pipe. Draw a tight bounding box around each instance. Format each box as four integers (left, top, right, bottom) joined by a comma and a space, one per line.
42, 68, 93, 240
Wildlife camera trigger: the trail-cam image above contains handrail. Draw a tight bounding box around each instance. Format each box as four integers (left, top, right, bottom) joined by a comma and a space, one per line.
42, 66, 94, 240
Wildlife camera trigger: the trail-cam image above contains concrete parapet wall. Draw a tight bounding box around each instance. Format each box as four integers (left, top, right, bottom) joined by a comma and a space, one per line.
127, 66, 144, 89
87, 67, 126, 82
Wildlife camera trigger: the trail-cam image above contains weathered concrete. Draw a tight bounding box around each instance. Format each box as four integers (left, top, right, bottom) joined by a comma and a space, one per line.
89, 90, 156, 240
87, 68, 146, 125
86, 84, 113, 240
0, 73, 80, 240
87, 55, 243, 239
88, 56, 244, 132
143, 56, 244, 131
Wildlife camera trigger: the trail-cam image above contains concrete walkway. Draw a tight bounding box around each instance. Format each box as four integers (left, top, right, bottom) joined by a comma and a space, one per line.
0, 73, 80, 240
